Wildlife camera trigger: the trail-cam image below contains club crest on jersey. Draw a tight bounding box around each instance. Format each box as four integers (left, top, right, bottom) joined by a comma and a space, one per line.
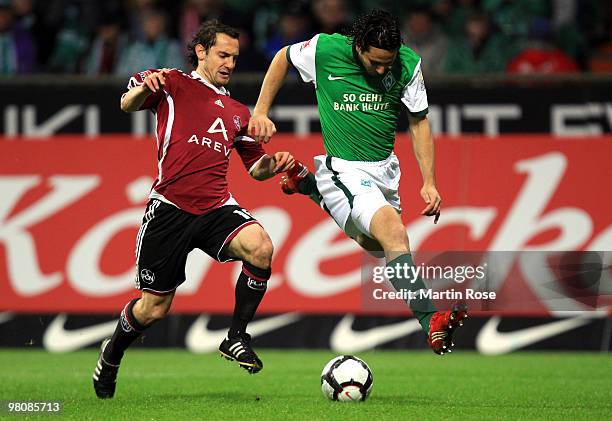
382, 72, 396, 92
233, 115, 241, 130
139, 70, 153, 80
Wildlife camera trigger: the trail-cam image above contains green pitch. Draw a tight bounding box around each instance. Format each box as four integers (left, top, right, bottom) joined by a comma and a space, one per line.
0, 349, 610, 420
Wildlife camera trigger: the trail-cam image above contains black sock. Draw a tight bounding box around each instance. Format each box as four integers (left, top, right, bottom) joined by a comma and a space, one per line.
103, 298, 147, 365
297, 172, 317, 195
228, 262, 271, 339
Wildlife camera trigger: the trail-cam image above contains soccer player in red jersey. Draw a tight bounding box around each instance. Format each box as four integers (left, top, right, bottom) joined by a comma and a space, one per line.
93, 20, 296, 398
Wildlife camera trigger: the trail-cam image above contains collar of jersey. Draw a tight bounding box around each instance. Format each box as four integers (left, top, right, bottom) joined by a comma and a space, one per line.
190, 71, 229, 96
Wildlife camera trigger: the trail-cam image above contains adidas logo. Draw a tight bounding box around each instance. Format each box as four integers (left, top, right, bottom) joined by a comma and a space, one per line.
229, 341, 246, 358
215, 99, 224, 108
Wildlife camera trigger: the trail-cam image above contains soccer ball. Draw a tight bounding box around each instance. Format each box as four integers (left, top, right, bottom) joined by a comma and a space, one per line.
320, 355, 373, 402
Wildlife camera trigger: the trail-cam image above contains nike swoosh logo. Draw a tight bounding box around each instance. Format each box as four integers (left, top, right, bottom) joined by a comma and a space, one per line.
43, 314, 117, 353
0, 311, 14, 324
330, 314, 421, 353
185, 313, 302, 353
476, 315, 595, 355
328, 74, 345, 81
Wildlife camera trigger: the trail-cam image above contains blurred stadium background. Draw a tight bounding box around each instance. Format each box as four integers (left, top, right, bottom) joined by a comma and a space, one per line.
1, 0, 611, 357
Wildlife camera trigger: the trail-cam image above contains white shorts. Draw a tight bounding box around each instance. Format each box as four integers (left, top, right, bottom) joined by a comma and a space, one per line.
314, 154, 402, 238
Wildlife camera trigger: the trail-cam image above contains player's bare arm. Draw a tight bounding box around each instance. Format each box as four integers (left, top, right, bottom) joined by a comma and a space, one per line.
250, 151, 295, 181
249, 46, 291, 143
408, 114, 442, 223
120, 69, 170, 113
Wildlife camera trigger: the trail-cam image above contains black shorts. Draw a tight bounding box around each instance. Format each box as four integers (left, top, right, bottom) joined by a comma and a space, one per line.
135, 199, 260, 294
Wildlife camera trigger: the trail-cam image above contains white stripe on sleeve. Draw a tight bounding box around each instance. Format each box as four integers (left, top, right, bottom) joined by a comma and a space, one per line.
401, 60, 429, 114
288, 34, 320, 85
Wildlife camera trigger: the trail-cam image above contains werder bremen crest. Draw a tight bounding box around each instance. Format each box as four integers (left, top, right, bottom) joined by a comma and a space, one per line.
382, 71, 396, 92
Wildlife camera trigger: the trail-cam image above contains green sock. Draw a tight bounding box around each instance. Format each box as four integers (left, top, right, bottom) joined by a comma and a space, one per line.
297, 173, 322, 206
386, 253, 437, 333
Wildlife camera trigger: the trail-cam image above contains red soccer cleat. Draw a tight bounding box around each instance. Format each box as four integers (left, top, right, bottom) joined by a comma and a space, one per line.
280, 160, 310, 195
428, 301, 468, 355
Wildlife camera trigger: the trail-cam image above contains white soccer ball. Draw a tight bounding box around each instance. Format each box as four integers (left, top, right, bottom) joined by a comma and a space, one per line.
320, 355, 373, 402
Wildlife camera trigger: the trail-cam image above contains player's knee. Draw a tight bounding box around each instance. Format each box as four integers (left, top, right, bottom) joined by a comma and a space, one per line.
248, 238, 273, 269
375, 223, 409, 252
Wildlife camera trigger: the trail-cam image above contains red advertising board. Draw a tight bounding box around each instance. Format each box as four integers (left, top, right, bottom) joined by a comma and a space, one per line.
1, 135, 611, 314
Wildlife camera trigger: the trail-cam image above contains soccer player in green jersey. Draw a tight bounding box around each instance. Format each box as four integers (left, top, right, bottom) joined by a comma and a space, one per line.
249, 10, 467, 354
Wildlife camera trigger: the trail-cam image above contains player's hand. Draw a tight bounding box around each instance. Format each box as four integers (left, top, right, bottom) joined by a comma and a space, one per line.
272, 151, 295, 173
248, 113, 277, 144
420, 184, 441, 224
143, 69, 170, 93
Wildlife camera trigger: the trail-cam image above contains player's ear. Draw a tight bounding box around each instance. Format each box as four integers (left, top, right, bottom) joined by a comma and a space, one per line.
195, 44, 206, 61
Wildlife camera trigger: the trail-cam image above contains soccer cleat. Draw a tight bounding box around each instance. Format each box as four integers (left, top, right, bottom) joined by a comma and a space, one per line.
428, 301, 468, 355
219, 333, 263, 374
93, 338, 120, 399
280, 160, 310, 195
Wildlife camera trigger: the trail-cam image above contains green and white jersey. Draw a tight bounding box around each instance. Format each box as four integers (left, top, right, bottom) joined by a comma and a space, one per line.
287, 33, 428, 161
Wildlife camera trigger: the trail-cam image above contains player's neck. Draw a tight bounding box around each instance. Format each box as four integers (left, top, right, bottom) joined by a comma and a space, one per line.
195, 68, 221, 89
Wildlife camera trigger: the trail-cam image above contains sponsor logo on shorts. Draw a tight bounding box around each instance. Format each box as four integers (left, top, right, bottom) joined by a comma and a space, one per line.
360, 179, 372, 187
140, 268, 155, 284
247, 278, 267, 291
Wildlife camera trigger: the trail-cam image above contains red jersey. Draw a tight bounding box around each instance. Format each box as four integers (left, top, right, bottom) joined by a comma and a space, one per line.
124, 69, 266, 215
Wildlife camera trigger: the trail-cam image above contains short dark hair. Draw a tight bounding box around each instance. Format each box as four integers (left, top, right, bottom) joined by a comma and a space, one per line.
187, 20, 240, 69
347, 9, 402, 52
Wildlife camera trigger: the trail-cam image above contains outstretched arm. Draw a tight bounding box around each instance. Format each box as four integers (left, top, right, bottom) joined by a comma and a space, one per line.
248, 47, 291, 143
249, 152, 295, 181
408, 114, 441, 223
